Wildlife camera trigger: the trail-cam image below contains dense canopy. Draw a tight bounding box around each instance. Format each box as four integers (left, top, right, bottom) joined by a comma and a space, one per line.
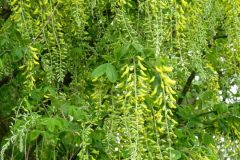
0, 0, 240, 159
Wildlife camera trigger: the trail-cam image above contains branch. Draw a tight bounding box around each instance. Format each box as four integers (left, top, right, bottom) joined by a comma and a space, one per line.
213, 34, 228, 40
177, 71, 196, 105
27, 135, 43, 159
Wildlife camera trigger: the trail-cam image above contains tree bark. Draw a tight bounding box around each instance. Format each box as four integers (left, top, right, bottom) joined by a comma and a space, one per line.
177, 71, 196, 105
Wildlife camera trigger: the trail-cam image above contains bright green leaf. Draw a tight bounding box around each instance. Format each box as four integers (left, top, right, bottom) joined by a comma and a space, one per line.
132, 42, 143, 53
91, 63, 108, 79
29, 130, 41, 141
171, 150, 181, 160
106, 63, 118, 83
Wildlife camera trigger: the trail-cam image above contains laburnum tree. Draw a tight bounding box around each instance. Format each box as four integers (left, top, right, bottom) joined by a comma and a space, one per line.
0, 0, 240, 159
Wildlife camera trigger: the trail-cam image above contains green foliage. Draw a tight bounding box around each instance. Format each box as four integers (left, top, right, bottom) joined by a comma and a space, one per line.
0, 0, 240, 160
92, 63, 118, 83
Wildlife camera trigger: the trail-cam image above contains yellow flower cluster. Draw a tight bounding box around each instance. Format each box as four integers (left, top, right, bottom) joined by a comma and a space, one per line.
114, 56, 178, 158
19, 46, 39, 91
90, 55, 178, 158
154, 65, 178, 135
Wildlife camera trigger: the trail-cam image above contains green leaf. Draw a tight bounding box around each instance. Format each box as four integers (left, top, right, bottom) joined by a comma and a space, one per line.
218, 119, 229, 133
132, 42, 143, 53
215, 103, 228, 114
29, 130, 41, 141
72, 47, 83, 55
171, 150, 181, 160
41, 117, 64, 132
0, 59, 3, 69
202, 133, 213, 145
119, 43, 130, 59
102, 55, 115, 61
0, 36, 9, 46
12, 47, 24, 62
106, 63, 118, 83
67, 105, 87, 121
91, 63, 108, 79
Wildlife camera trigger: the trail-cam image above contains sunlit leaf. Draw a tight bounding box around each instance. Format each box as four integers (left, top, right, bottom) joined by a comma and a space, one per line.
106, 63, 118, 83
91, 63, 108, 79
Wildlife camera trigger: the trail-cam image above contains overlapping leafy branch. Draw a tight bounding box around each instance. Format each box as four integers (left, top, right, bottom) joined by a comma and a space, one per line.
0, 0, 239, 160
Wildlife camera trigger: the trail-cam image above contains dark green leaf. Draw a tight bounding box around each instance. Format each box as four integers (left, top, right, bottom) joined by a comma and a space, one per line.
218, 119, 229, 133
119, 43, 130, 59
11, 47, 24, 62
0, 59, 3, 68
202, 133, 213, 145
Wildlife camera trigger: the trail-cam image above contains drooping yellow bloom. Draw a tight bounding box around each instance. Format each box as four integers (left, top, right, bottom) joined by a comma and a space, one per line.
181, 0, 188, 7
29, 46, 38, 52
138, 61, 147, 71
121, 66, 130, 78
150, 86, 158, 96
136, 56, 144, 61
149, 76, 155, 83
162, 66, 173, 73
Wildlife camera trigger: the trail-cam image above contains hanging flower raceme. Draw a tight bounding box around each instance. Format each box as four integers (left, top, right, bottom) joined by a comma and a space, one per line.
102, 55, 178, 159
19, 46, 39, 91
